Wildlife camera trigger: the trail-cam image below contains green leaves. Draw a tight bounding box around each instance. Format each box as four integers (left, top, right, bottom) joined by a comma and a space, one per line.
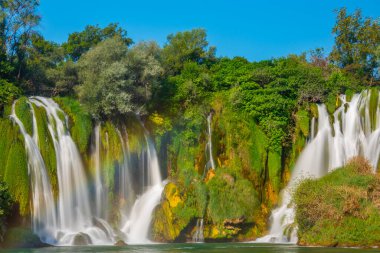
0, 80, 20, 112
330, 8, 380, 83
76, 38, 162, 119
63, 23, 133, 62
162, 29, 216, 74
0, 181, 13, 242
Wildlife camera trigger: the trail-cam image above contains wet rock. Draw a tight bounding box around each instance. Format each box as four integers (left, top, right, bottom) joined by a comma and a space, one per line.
114, 240, 128, 246
92, 217, 111, 239
72, 232, 92, 246
1, 228, 49, 248
223, 216, 245, 230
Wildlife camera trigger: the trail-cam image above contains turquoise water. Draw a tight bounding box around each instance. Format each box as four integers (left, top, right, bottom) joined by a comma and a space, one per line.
1, 243, 380, 253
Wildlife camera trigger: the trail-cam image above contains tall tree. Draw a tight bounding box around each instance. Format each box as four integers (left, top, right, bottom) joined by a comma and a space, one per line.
330, 8, 380, 83
162, 29, 216, 74
0, 0, 40, 82
63, 23, 133, 61
76, 38, 162, 119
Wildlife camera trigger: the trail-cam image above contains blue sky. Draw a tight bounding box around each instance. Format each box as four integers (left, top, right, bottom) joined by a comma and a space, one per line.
38, 0, 379, 61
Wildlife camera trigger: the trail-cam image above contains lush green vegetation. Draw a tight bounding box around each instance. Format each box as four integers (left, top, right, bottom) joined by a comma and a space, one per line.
294, 157, 380, 247
0, 1, 379, 245
0, 182, 13, 243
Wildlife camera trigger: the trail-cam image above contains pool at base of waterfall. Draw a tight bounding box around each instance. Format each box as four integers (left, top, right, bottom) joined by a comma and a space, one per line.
1, 243, 379, 253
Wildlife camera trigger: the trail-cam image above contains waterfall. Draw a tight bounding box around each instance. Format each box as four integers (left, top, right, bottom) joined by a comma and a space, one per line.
205, 113, 216, 174
120, 126, 165, 244
10, 102, 57, 244
11, 97, 167, 245
192, 218, 204, 243
29, 97, 114, 245
92, 124, 106, 219
117, 128, 135, 219
257, 90, 380, 243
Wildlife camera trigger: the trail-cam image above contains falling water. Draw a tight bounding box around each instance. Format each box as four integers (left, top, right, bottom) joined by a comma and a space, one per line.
12, 97, 166, 245
257, 90, 380, 243
92, 124, 107, 219
117, 128, 135, 218
10, 102, 57, 244
121, 126, 165, 244
192, 218, 204, 243
205, 113, 216, 174
30, 97, 115, 245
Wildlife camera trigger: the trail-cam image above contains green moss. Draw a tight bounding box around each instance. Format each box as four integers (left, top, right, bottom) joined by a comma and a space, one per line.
2, 227, 45, 248
345, 89, 354, 102
100, 121, 123, 200
14, 97, 33, 136
325, 93, 338, 115
0, 119, 14, 180
309, 103, 318, 119
295, 158, 380, 247
207, 171, 260, 224
0, 117, 30, 216
4, 134, 29, 216
54, 97, 92, 155
124, 117, 146, 153
32, 104, 58, 197
267, 150, 281, 193
151, 181, 204, 242
248, 123, 268, 174
369, 88, 379, 131
295, 109, 309, 138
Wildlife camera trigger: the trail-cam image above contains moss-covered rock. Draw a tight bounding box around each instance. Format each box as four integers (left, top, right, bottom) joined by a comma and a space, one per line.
151, 180, 207, 242
4, 131, 29, 216
54, 97, 93, 155
294, 157, 380, 247
14, 97, 34, 137
32, 104, 58, 198
1, 228, 48, 248
369, 88, 379, 131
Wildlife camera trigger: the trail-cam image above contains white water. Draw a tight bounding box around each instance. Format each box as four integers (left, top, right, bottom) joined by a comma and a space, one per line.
192, 218, 204, 243
120, 124, 165, 244
205, 113, 216, 173
257, 90, 380, 243
117, 128, 135, 218
30, 97, 113, 245
10, 102, 57, 244
12, 97, 165, 246
93, 124, 106, 219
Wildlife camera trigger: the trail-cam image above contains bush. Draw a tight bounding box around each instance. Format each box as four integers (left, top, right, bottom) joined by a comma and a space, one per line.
207, 171, 260, 224
294, 156, 380, 247
0, 182, 13, 242
0, 80, 21, 114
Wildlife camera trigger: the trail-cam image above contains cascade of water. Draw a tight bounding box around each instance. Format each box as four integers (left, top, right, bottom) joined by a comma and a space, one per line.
310, 117, 316, 141
206, 113, 216, 171
27, 97, 115, 245
257, 90, 380, 243
192, 218, 204, 243
13, 96, 167, 245
92, 124, 106, 219
10, 102, 57, 244
120, 121, 165, 244
117, 128, 135, 220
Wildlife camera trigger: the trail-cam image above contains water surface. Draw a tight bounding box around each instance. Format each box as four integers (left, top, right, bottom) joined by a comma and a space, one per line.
1, 243, 380, 253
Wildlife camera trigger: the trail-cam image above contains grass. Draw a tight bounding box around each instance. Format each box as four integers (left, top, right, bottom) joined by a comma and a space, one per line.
294, 156, 380, 247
